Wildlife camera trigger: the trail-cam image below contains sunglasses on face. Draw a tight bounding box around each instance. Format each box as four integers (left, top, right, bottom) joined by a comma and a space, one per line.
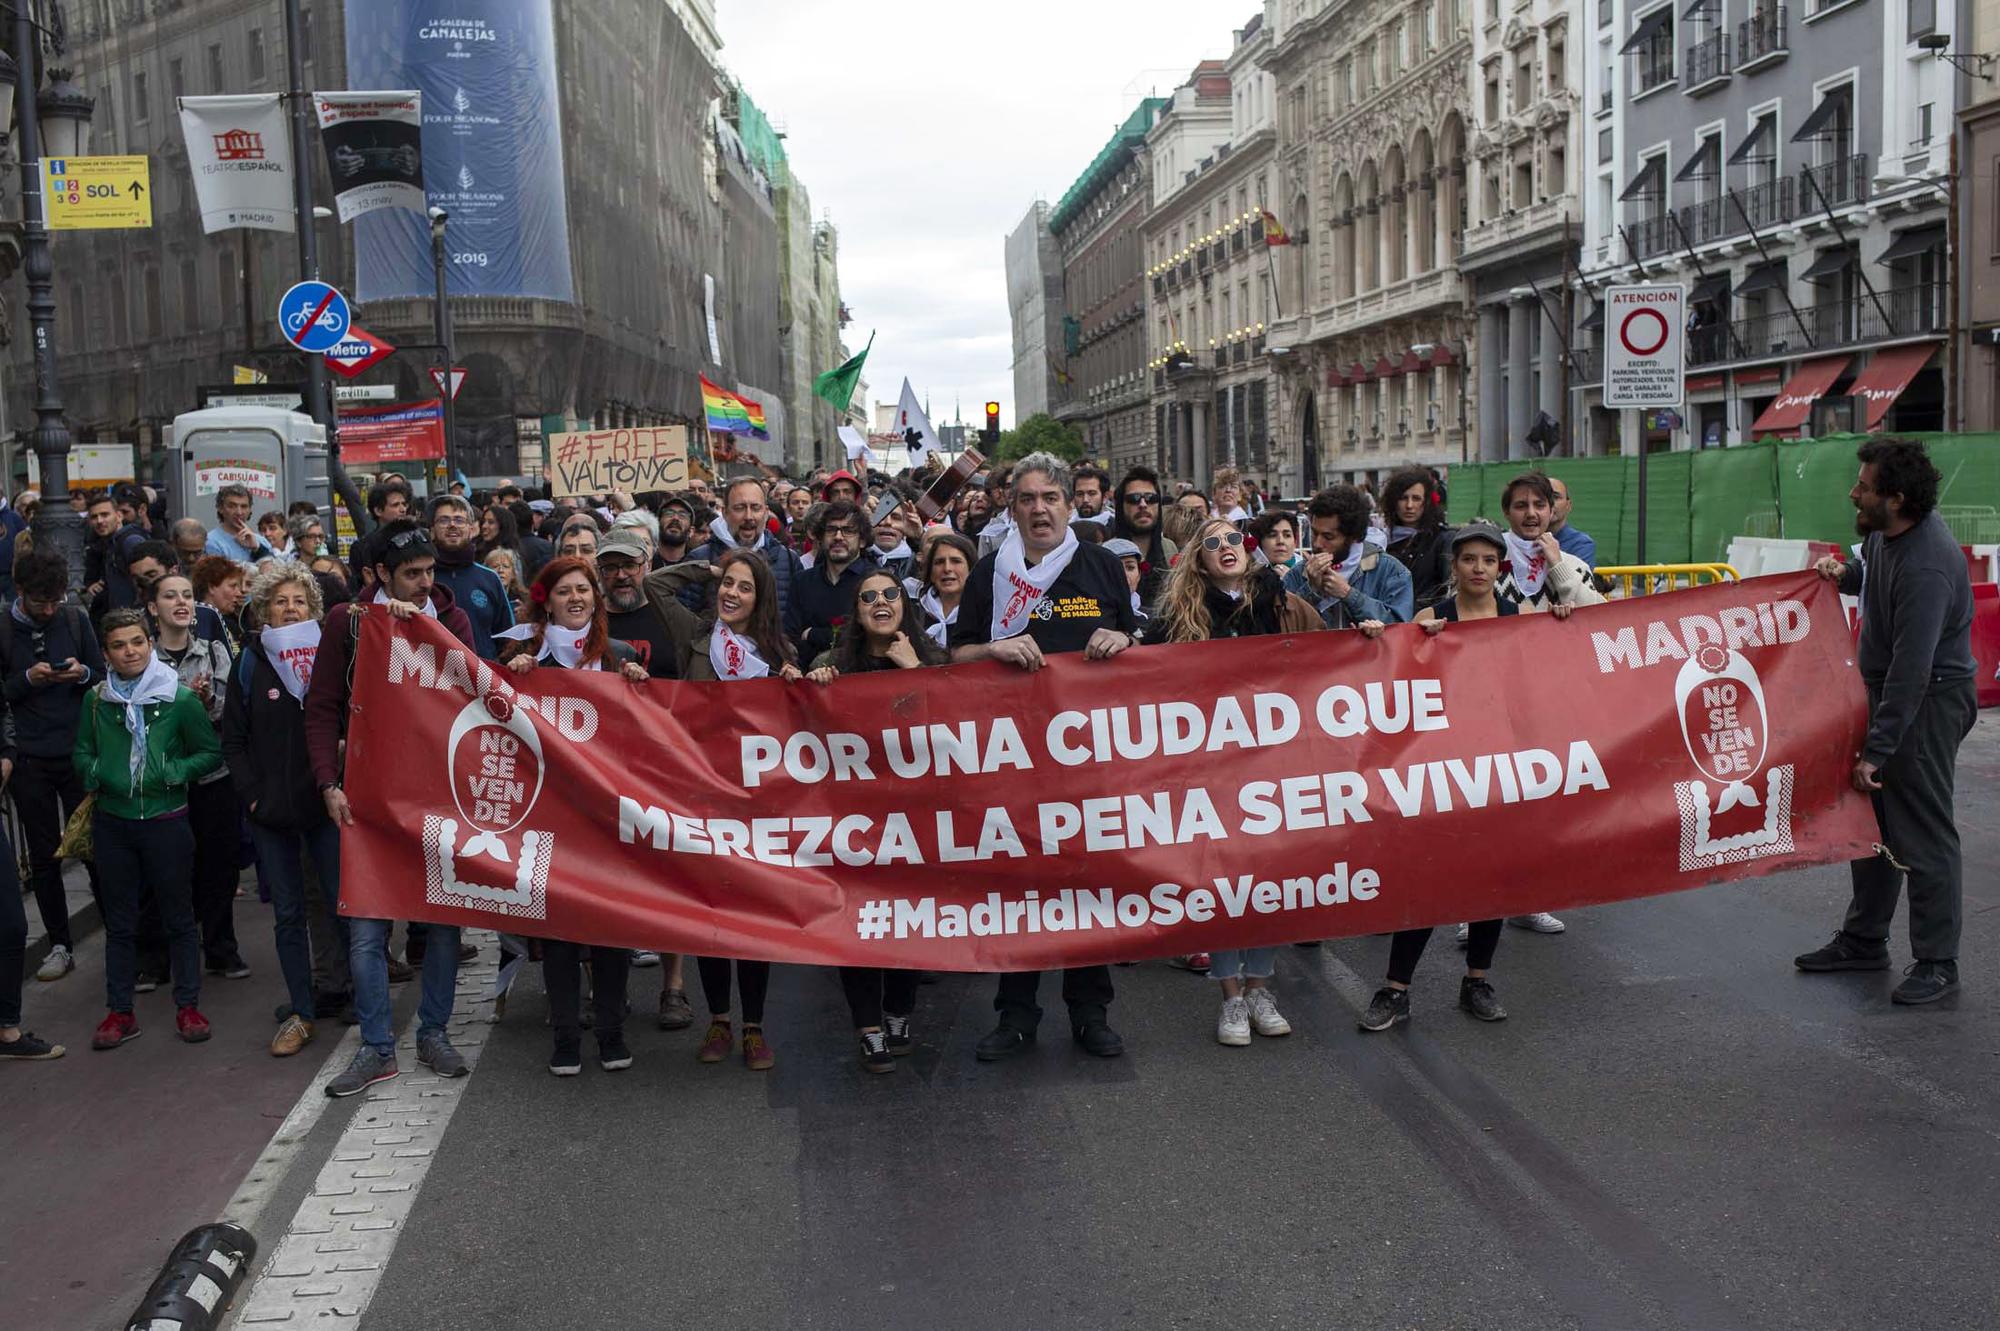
1124, 493, 1161, 507
386, 529, 433, 551
1201, 530, 1246, 551
859, 584, 903, 605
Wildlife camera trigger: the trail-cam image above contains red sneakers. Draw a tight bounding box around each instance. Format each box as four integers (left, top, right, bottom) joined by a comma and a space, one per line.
91, 1011, 141, 1050
175, 1006, 213, 1043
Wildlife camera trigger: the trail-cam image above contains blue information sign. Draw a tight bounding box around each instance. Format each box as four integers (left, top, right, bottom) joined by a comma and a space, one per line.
278, 280, 353, 353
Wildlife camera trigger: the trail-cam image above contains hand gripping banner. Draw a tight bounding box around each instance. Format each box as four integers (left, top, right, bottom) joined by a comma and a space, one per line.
340, 573, 1879, 969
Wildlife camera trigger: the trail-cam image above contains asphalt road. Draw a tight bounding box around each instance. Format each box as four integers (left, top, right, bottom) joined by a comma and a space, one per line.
10, 717, 1997, 1331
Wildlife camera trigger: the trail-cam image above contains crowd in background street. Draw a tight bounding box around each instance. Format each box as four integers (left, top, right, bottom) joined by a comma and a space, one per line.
0, 436, 1975, 1086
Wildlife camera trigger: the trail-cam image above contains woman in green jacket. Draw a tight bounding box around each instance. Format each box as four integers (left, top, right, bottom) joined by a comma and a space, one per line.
75, 609, 222, 1050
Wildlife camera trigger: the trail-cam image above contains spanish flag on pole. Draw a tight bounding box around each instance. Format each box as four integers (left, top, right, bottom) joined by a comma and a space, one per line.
1260, 208, 1291, 246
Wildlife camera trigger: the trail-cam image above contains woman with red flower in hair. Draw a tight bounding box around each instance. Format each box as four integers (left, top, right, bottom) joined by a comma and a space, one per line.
495, 557, 647, 1077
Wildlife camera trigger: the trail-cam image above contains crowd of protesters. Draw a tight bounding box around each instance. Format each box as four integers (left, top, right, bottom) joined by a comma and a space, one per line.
0, 436, 1975, 1084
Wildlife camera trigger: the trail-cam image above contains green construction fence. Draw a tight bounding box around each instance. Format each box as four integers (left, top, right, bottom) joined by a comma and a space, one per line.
1441, 434, 2000, 565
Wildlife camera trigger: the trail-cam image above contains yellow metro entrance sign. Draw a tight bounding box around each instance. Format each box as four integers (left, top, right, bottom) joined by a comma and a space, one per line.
43, 156, 153, 230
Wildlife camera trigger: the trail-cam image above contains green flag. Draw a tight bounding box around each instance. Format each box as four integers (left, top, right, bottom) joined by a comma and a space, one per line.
812, 331, 872, 412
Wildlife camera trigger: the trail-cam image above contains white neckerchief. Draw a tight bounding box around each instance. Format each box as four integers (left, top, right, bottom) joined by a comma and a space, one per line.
106, 656, 181, 788
1502, 530, 1550, 598
1130, 590, 1143, 615
1084, 508, 1114, 527
374, 586, 437, 618
261, 619, 322, 701
921, 589, 958, 648
1366, 520, 1390, 550
1224, 506, 1250, 525
709, 621, 770, 680
496, 621, 589, 668
876, 540, 912, 564
1333, 541, 1365, 583
708, 515, 743, 550
991, 525, 1077, 641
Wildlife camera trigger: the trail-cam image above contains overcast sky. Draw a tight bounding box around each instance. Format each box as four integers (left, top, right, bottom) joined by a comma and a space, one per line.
717, 0, 1248, 429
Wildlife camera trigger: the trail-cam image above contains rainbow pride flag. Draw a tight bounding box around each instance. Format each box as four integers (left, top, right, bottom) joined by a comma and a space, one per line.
701, 375, 770, 440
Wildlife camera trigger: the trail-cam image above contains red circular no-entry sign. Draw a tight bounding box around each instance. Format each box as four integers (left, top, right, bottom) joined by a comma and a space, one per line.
1619, 307, 1670, 357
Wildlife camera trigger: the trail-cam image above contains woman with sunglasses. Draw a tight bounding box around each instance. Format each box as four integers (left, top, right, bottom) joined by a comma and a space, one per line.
495, 557, 647, 1076
643, 549, 800, 1072
1141, 515, 1320, 1045
805, 566, 946, 1071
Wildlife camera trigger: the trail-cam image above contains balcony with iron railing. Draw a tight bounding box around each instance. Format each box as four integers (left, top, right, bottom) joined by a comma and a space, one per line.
1736, 5, 1787, 69
1685, 30, 1732, 90
1634, 47, 1676, 95
1683, 285, 1947, 366
1799, 153, 1868, 211
1627, 211, 1676, 260
1738, 175, 1793, 229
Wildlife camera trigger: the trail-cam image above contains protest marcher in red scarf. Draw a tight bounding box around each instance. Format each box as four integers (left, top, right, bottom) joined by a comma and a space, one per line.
951, 452, 1139, 1062
1141, 515, 1318, 1043
807, 567, 946, 1071
1357, 522, 1520, 1033
497, 557, 646, 1075
645, 548, 798, 1070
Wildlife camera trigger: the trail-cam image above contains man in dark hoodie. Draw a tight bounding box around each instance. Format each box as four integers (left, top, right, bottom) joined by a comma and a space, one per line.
1109, 466, 1179, 613
682, 478, 801, 620
306, 520, 477, 1097
4, 552, 103, 981
426, 493, 514, 659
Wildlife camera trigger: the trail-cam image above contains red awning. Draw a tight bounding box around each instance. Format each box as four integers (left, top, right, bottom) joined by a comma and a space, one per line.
1374, 356, 1400, 378
1349, 361, 1374, 382
1398, 351, 1426, 374
1326, 367, 1350, 387
1428, 344, 1457, 366
1749, 355, 1850, 436
1846, 343, 1937, 430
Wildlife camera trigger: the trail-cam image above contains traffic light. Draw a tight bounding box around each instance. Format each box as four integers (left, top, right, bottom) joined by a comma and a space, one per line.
983, 401, 1001, 446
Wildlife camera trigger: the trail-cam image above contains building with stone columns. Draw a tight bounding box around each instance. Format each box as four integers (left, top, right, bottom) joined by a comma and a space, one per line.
1263, 0, 1476, 496
1460, 0, 1582, 460
1142, 34, 1282, 491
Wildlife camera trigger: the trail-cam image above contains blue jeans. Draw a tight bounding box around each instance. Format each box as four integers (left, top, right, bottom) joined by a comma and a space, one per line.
97, 812, 200, 1011
1208, 947, 1277, 982
250, 819, 342, 1021
348, 916, 459, 1056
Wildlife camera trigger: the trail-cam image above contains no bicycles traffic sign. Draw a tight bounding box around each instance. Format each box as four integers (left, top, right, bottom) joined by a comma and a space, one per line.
1603, 283, 1686, 409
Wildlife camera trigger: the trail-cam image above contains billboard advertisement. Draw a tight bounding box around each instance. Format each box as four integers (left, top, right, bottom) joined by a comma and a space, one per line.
345, 1, 575, 302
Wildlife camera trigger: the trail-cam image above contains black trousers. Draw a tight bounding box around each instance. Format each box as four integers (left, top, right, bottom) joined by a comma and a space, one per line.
11, 752, 99, 949
839, 966, 918, 1029
697, 957, 769, 1023
994, 966, 1114, 1030
543, 941, 630, 1041
1844, 678, 1978, 962
1387, 919, 1501, 986
187, 778, 241, 965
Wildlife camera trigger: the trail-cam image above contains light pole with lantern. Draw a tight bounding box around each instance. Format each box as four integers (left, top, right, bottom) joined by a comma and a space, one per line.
0, 4, 93, 587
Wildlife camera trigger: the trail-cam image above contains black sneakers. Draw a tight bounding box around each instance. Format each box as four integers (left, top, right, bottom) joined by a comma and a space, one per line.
1458, 977, 1508, 1022
883, 1013, 913, 1057
858, 1029, 894, 1073
598, 1034, 633, 1071
974, 1024, 1035, 1062
1891, 960, 1958, 1005
549, 1036, 583, 1077
1072, 1019, 1124, 1058
1357, 987, 1410, 1031
1794, 931, 1891, 972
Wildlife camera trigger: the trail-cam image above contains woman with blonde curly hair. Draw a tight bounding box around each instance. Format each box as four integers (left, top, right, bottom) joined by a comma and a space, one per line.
482, 546, 530, 622
1140, 514, 1318, 1044
220, 560, 338, 1058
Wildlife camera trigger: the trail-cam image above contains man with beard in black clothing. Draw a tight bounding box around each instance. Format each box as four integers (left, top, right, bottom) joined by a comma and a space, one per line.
951, 451, 1140, 1063
1108, 466, 1179, 613
598, 531, 683, 679
654, 494, 697, 568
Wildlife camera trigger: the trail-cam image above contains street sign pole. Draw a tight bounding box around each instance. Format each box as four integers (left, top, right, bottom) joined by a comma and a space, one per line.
1601, 283, 1688, 567
282, 0, 371, 538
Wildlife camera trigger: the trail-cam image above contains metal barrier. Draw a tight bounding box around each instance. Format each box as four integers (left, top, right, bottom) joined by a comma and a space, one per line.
1596, 563, 1741, 598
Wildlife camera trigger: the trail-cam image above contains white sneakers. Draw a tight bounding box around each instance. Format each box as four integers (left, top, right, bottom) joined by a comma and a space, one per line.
1508, 913, 1567, 933
35, 945, 74, 981
1217, 989, 1292, 1045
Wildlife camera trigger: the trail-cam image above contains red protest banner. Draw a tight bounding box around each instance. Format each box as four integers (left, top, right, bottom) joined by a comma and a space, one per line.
336, 400, 444, 465
339, 572, 1879, 969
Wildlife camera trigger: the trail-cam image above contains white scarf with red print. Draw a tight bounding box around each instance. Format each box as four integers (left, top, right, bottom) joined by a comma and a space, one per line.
708, 622, 770, 680
990, 525, 1076, 641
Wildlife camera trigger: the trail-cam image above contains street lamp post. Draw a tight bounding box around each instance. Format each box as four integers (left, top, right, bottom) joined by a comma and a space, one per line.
1, 8, 94, 589
428, 206, 455, 477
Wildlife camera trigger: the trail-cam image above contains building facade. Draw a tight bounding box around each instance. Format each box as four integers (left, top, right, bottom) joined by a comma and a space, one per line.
1005, 200, 1062, 420
1263, 0, 1476, 497
1048, 98, 1165, 476
1577, 0, 1955, 452
1143, 25, 1283, 491
1957, 0, 1999, 429
11, 0, 842, 485
1460, 0, 1582, 459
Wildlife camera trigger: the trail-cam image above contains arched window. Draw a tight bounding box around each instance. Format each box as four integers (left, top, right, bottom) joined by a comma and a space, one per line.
1357, 161, 1381, 291
1410, 128, 1437, 272
1383, 146, 1408, 285
1333, 173, 1356, 301
1439, 114, 1468, 264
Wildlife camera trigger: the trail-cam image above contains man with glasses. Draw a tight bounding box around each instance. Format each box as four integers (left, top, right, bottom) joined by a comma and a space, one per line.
427, 494, 514, 660
1282, 485, 1414, 630
786, 500, 879, 663
307, 521, 477, 1096
1109, 466, 1180, 613
952, 452, 1140, 1063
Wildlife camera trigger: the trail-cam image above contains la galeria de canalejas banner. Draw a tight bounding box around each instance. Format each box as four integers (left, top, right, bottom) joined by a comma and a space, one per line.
340, 571, 1879, 969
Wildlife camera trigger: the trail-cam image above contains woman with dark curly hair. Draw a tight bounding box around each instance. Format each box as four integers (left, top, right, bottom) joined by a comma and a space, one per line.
1380, 467, 1452, 611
